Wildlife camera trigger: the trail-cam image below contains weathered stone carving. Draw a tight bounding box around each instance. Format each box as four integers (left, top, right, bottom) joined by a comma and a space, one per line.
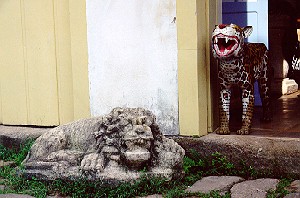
22, 108, 185, 182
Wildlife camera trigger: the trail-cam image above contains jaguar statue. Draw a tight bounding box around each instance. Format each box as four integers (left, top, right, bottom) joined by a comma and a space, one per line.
212, 24, 272, 135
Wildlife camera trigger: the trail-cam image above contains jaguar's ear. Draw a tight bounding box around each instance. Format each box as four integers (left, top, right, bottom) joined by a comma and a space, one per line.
243, 26, 253, 38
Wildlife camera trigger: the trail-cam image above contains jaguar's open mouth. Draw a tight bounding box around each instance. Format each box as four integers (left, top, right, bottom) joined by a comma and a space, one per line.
212, 34, 239, 57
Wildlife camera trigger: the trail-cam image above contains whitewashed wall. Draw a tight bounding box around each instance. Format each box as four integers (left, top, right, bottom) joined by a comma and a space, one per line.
86, 0, 178, 135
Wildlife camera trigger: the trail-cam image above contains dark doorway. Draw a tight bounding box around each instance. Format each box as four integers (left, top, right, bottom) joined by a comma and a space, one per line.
252, 0, 300, 138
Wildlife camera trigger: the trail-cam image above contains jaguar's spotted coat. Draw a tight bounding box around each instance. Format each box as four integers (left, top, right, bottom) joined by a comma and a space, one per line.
212, 24, 272, 135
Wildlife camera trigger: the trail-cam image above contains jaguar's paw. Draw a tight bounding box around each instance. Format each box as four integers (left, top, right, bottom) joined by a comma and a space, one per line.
217, 127, 230, 135
236, 127, 250, 135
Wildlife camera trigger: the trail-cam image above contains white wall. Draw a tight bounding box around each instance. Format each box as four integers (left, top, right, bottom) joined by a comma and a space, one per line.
86, 0, 178, 135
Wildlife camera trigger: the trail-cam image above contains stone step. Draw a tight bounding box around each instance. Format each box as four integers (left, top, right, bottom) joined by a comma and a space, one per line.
174, 134, 300, 178
0, 125, 51, 151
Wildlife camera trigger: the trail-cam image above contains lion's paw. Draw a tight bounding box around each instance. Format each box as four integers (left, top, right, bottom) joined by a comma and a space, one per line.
80, 153, 104, 172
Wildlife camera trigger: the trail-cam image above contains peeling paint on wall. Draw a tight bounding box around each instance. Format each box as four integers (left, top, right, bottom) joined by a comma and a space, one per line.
86, 0, 178, 135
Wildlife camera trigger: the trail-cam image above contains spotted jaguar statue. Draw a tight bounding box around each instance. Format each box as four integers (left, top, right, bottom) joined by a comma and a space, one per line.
212, 24, 272, 135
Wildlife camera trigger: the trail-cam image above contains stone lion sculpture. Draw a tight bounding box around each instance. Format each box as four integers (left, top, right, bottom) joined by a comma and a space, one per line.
22, 107, 185, 182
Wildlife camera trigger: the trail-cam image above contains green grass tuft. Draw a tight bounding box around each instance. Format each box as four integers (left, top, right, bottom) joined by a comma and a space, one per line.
267, 178, 293, 198
0, 139, 34, 166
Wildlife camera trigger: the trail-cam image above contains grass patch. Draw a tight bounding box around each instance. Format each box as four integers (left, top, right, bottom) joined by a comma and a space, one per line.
267, 179, 293, 198
183, 149, 286, 180
0, 139, 47, 197
183, 150, 241, 181
0, 139, 35, 166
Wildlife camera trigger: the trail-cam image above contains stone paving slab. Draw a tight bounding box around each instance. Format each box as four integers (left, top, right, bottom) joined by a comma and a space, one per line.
284, 193, 300, 198
230, 178, 279, 198
185, 176, 244, 194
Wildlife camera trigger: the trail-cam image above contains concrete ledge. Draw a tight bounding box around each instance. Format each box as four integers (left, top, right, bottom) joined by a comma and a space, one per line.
174, 133, 300, 178
0, 125, 51, 150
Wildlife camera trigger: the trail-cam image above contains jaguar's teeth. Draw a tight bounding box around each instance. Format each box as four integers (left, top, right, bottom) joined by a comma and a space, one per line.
215, 37, 218, 43
225, 37, 229, 43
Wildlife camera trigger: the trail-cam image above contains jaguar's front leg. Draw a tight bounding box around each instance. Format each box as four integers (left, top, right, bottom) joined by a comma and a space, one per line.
218, 89, 231, 135
237, 89, 254, 135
